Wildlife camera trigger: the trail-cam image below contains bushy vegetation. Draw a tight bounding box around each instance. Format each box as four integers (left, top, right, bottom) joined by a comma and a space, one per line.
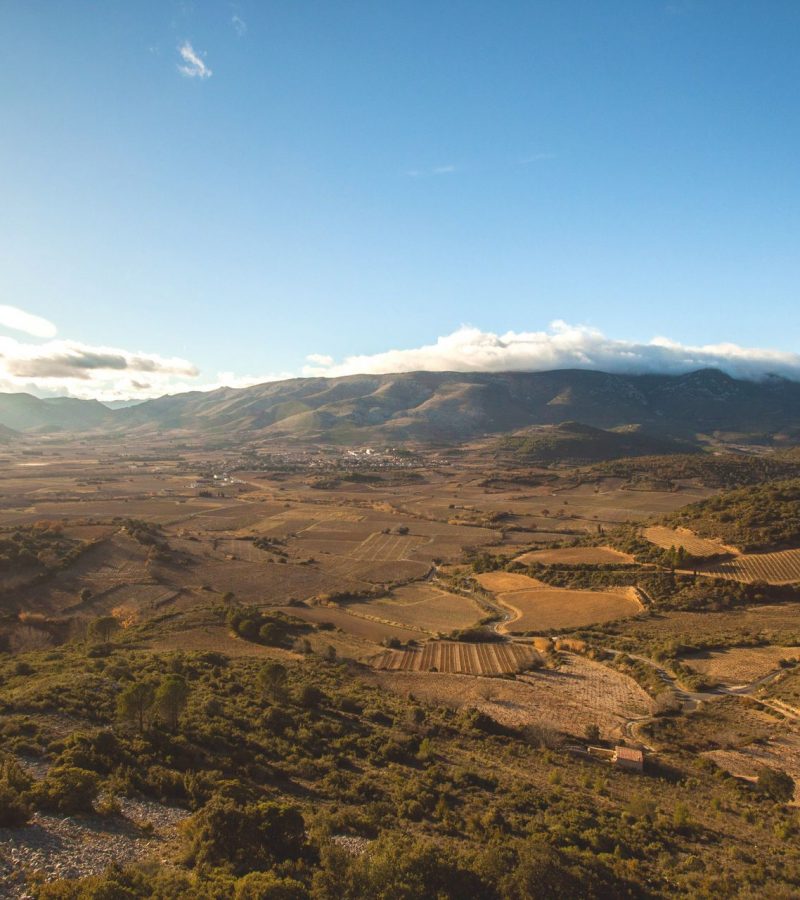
590, 453, 800, 489
0, 523, 82, 573
664, 478, 800, 551
527, 561, 800, 612
227, 608, 313, 648
1, 630, 799, 898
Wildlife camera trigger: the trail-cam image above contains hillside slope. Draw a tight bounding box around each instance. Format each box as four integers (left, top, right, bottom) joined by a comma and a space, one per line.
0, 393, 115, 433
496, 422, 699, 463
3, 368, 800, 443
118, 368, 800, 443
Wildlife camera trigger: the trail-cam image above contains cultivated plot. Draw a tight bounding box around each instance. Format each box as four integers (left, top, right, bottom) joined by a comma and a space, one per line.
516, 546, 634, 565
644, 525, 732, 557
373, 640, 540, 675
681, 645, 800, 684
696, 548, 800, 585
497, 587, 641, 632
345, 584, 483, 635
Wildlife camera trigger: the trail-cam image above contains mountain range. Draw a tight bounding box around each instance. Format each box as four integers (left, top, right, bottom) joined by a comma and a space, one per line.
2, 368, 800, 445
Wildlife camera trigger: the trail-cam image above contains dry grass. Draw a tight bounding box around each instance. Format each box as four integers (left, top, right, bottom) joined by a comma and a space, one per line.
704, 732, 800, 804
644, 525, 732, 557
516, 545, 634, 565
147, 625, 300, 660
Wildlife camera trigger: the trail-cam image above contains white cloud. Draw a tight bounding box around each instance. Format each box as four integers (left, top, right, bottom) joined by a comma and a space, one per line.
0, 305, 57, 339
177, 41, 212, 79
0, 334, 200, 401
231, 14, 247, 36
300, 322, 800, 382
306, 353, 334, 366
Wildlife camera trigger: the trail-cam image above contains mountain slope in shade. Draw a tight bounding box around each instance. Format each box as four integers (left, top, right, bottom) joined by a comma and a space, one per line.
0, 422, 19, 442
3, 368, 800, 443
0, 393, 116, 433
116, 368, 800, 443
496, 422, 700, 464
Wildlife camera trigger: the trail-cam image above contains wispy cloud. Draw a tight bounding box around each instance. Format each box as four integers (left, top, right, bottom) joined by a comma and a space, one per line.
231, 14, 247, 36
301, 322, 800, 382
406, 164, 458, 178
518, 152, 555, 165
177, 41, 212, 79
0, 305, 57, 339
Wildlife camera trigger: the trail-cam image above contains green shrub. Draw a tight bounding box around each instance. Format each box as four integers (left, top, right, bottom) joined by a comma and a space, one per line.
234, 872, 309, 899
0, 782, 31, 826
757, 767, 795, 803
32, 766, 99, 814
184, 795, 308, 874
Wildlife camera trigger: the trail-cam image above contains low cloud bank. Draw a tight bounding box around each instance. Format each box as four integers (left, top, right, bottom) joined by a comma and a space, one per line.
303, 322, 800, 382
2, 310, 799, 402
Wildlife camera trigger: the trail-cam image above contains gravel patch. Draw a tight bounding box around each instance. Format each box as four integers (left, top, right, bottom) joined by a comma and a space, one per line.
0, 799, 189, 899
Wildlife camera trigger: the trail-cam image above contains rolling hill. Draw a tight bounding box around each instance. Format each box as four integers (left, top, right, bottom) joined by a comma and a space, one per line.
0, 392, 115, 433
496, 422, 699, 463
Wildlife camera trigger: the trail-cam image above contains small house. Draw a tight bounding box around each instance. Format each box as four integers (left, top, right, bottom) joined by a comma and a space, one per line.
613, 746, 644, 772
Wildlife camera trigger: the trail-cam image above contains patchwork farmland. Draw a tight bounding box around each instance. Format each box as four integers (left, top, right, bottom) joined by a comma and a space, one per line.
372, 640, 541, 675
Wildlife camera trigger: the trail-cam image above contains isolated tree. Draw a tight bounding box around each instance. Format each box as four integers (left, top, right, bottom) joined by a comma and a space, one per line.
257, 662, 288, 704
324, 645, 337, 663
155, 675, 189, 732
89, 615, 120, 644
117, 680, 155, 732
584, 723, 601, 744
79, 587, 93, 603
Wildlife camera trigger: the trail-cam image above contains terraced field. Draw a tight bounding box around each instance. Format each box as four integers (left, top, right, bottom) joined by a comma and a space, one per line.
644, 525, 731, 557
696, 548, 800, 584
373, 640, 541, 674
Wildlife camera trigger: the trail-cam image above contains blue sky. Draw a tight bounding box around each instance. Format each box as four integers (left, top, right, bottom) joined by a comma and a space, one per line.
1, 1, 799, 398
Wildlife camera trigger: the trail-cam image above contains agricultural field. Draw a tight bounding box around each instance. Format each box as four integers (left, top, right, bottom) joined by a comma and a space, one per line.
516, 545, 634, 565
372, 651, 653, 739
643, 525, 732, 557
497, 587, 642, 632
695, 547, 800, 584
474, 571, 547, 592
476, 571, 641, 632
372, 640, 541, 675
344, 583, 483, 635
680, 645, 800, 684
